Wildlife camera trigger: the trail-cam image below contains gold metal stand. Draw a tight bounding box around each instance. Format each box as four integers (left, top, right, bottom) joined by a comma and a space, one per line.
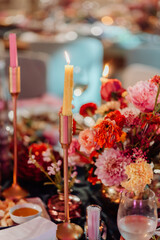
2, 67, 28, 200
56, 114, 83, 240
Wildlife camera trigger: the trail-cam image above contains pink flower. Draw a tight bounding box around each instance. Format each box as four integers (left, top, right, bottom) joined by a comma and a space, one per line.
78, 128, 98, 154
42, 149, 52, 162
47, 163, 56, 175
71, 171, 78, 178
68, 138, 80, 155
95, 148, 131, 186
47, 160, 62, 175
127, 80, 160, 112
120, 107, 140, 127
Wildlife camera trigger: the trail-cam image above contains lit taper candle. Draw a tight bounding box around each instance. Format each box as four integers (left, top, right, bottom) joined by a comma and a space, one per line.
57, 51, 83, 239
62, 51, 74, 116
100, 64, 109, 84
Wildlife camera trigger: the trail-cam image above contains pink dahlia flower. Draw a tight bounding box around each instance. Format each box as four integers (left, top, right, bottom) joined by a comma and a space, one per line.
127, 80, 160, 112
78, 128, 98, 154
95, 148, 131, 186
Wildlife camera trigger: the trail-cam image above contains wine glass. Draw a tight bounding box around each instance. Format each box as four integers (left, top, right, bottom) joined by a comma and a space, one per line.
117, 188, 157, 240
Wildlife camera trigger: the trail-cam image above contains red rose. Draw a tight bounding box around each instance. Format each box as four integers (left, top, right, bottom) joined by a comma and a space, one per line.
79, 102, 97, 117
100, 79, 125, 101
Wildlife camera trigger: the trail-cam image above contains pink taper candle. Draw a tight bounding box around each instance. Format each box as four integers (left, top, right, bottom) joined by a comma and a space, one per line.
9, 33, 18, 68
9, 33, 20, 94
87, 205, 101, 240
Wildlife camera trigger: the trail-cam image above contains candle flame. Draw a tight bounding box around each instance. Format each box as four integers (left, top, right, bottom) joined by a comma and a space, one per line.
102, 64, 109, 77
64, 51, 70, 64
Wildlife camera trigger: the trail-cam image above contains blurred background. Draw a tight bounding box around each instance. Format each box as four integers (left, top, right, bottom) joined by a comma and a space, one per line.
0, 0, 160, 112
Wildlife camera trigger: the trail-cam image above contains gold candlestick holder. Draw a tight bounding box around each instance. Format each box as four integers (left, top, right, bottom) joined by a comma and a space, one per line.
2, 67, 28, 200
56, 114, 83, 240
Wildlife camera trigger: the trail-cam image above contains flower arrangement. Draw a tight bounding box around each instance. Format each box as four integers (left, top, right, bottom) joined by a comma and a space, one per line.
28, 143, 78, 192
71, 76, 160, 196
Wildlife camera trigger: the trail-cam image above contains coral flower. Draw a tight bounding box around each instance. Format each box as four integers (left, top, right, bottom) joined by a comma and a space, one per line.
79, 102, 97, 117
78, 128, 98, 154
94, 119, 123, 149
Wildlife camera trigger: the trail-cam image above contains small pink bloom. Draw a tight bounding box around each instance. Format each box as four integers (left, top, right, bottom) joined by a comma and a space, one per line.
68, 138, 80, 155
78, 128, 98, 154
28, 155, 36, 164
127, 80, 160, 112
57, 160, 62, 166
71, 171, 78, 178
47, 163, 56, 175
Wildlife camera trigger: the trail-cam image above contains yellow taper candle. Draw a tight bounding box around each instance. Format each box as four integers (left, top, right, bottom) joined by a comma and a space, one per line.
100, 64, 109, 84
62, 51, 74, 116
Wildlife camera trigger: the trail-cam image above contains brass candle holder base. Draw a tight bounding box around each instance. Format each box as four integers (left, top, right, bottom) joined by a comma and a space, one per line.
2, 183, 28, 200
56, 222, 83, 240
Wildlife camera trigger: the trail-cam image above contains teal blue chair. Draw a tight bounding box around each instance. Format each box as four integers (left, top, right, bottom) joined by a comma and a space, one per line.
46, 37, 103, 112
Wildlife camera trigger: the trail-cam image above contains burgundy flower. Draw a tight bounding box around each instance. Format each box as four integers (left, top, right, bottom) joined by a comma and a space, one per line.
79, 102, 97, 117
100, 79, 125, 101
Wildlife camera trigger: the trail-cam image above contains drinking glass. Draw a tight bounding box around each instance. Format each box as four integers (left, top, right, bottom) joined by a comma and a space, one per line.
117, 188, 157, 240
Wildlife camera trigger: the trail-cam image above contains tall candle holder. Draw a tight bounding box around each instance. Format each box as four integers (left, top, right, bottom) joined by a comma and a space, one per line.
2, 67, 28, 200
56, 114, 83, 240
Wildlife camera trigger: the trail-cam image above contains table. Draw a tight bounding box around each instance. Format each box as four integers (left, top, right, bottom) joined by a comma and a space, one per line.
1, 166, 120, 240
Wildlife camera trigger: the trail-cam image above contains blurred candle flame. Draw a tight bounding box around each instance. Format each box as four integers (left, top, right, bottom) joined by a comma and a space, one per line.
64, 51, 70, 64
102, 64, 109, 77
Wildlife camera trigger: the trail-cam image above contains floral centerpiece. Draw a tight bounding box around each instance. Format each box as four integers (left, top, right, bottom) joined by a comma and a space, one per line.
70, 75, 160, 198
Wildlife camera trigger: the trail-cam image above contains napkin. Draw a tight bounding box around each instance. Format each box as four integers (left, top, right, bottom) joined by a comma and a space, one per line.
0, 216, 57, 240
